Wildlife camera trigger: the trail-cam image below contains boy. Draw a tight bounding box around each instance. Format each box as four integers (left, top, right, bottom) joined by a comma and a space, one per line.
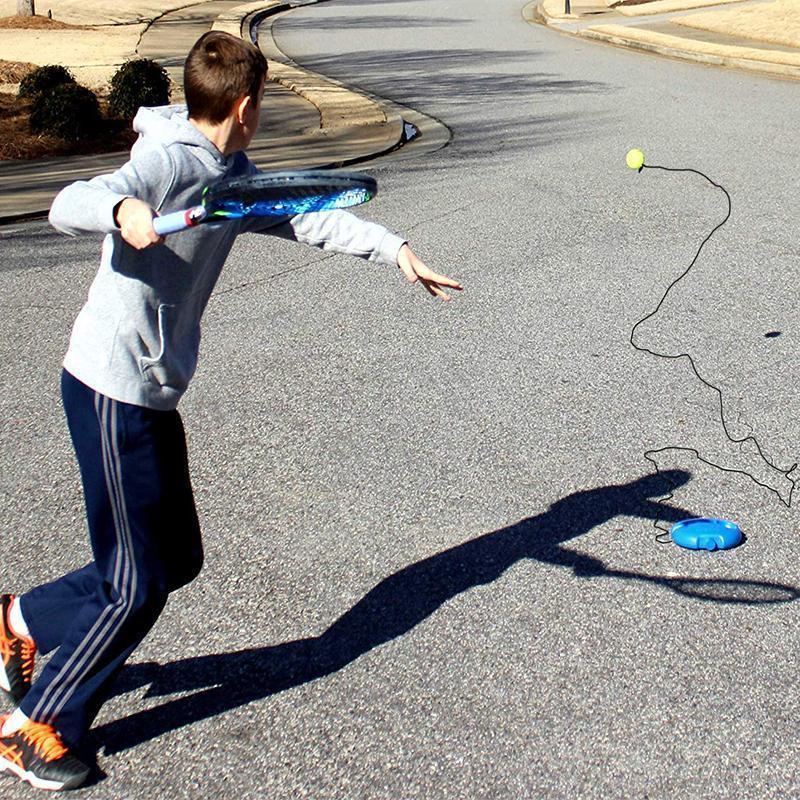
0, 30, 461, 791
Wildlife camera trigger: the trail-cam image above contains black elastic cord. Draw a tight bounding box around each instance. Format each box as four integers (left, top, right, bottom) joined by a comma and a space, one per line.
631, 164, 798, 541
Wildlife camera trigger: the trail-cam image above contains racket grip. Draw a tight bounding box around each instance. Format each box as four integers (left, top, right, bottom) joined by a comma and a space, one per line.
153, 207, 205, 235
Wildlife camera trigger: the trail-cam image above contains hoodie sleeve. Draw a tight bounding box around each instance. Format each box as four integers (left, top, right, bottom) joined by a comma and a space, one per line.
49, 145, 176, 236
248, 209, 407, 266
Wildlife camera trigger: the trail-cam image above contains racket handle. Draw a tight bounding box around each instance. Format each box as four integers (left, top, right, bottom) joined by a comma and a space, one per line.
153, 206, 206, 235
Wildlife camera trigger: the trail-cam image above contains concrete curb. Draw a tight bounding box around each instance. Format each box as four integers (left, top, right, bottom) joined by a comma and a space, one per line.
581, 26, 800, 80
211, 0, 288, 36
253, 6, 450, 167
253, 4, 400, 138
527, 0, 800, 82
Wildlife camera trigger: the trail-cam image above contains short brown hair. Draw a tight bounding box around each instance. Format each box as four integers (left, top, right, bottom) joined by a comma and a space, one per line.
184, 31, 268, 123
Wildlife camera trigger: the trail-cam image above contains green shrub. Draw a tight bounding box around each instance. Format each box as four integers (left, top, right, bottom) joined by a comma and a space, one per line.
108, 59, 171, 119
30, 83, 102, 141
17, 64, 76, 100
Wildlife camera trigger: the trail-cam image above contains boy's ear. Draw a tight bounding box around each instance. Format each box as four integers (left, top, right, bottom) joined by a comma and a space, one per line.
235, 94, 252, 124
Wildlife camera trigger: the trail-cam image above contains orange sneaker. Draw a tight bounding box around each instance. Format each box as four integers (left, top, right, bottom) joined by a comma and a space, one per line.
0, 715, 90, 791
0, 595, 36, 705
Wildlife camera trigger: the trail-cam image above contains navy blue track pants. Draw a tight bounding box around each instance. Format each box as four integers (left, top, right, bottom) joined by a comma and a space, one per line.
18, 370, 203, 744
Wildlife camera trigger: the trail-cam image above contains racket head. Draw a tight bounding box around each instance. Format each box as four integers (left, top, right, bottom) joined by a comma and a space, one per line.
203, 170, 378, 219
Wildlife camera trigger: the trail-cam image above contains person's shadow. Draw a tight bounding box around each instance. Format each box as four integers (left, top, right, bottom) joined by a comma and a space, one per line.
94, 469, 798, 755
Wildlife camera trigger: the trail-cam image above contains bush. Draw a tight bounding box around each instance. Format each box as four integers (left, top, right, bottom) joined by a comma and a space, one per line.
17, 64, 76, 100
108, 59, 171, 119
30, 83, 102, 141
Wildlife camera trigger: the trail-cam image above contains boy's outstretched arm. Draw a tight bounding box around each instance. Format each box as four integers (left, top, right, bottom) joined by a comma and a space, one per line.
396, 244, 462, 302
255, 209, 463, 302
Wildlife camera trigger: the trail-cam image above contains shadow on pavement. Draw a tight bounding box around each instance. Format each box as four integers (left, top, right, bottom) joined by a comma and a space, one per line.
94, 469, 799, 755
267, 45, 615, 163
281, 47, 611, 104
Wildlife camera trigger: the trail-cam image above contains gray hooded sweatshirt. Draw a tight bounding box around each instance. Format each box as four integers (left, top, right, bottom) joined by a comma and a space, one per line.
50, 106, 406, 410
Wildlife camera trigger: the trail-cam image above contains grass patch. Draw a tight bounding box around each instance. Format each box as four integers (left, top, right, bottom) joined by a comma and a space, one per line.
675, 0, 800, 49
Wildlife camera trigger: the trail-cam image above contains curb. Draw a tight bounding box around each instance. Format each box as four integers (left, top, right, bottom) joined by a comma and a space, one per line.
254, 6, 450, 168
215, 0, 403, 138
528, 0, 800, 82
254, 8, 395, 132
580, 26, 800, 80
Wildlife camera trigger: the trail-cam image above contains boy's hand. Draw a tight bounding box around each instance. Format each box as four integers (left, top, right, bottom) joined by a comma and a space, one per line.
114, 198, 164, 249
397, 244, 463, 301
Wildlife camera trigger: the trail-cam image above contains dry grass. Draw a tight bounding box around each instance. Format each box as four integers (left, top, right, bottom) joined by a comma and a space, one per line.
614, 0, 743, 16
675, 0, 800, 49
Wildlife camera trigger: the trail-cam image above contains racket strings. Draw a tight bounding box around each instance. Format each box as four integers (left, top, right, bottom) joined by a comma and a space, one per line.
632, 164, 798, 539
208, 175, 376, 218
213, 188, 373, 217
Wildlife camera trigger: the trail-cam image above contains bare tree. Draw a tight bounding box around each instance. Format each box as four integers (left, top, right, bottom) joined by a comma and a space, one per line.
17, 0, 35, 16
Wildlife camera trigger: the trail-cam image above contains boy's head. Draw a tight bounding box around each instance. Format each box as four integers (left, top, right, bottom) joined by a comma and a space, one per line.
184, 31, 268, 124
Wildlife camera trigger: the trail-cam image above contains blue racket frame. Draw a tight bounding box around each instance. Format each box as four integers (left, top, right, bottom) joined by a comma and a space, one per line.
153, 170, 378, 235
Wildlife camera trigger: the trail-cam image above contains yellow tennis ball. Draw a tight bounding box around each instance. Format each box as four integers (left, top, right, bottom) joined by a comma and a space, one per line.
626, 148, 645, 170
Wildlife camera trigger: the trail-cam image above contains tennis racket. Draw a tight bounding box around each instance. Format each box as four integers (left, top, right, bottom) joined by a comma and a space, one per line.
152, 169, 378, 235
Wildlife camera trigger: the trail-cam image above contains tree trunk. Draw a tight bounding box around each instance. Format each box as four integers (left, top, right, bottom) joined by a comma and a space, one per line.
17, 0, 35, 16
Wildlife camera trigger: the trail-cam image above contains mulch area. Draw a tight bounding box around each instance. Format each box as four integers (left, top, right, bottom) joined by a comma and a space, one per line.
0, 91, 137, 160
0, 14, 85, 29
0, 58, 38, 83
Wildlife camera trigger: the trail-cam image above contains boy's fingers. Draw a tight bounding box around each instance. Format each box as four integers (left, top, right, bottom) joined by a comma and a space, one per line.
126, 233, 163, 250
123, 231, 153, 249
420, 279, 452, 302
431, 274, 463, 290
396, 247, 461, 300
416, 266, 463, 290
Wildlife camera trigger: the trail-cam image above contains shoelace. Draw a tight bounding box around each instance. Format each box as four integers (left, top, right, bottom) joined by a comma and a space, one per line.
0, 636, 13, 663
18, 639, 36, 683
0, 734, 25, 768
20, 721, 67, 763
0, 628, 36, 682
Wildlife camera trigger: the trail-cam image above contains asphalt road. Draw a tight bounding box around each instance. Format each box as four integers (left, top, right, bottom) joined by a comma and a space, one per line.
1, 1, 799, 797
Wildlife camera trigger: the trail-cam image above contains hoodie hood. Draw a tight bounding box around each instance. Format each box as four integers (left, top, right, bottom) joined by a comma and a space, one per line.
132, 105, 228, 167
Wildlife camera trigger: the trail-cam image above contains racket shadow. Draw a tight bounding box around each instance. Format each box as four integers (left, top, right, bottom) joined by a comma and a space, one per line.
603, 569, 799, 605
94, 468, 798, 754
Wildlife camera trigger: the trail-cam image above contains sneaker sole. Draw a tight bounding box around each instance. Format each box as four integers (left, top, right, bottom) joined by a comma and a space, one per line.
0, 754, 86, 791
